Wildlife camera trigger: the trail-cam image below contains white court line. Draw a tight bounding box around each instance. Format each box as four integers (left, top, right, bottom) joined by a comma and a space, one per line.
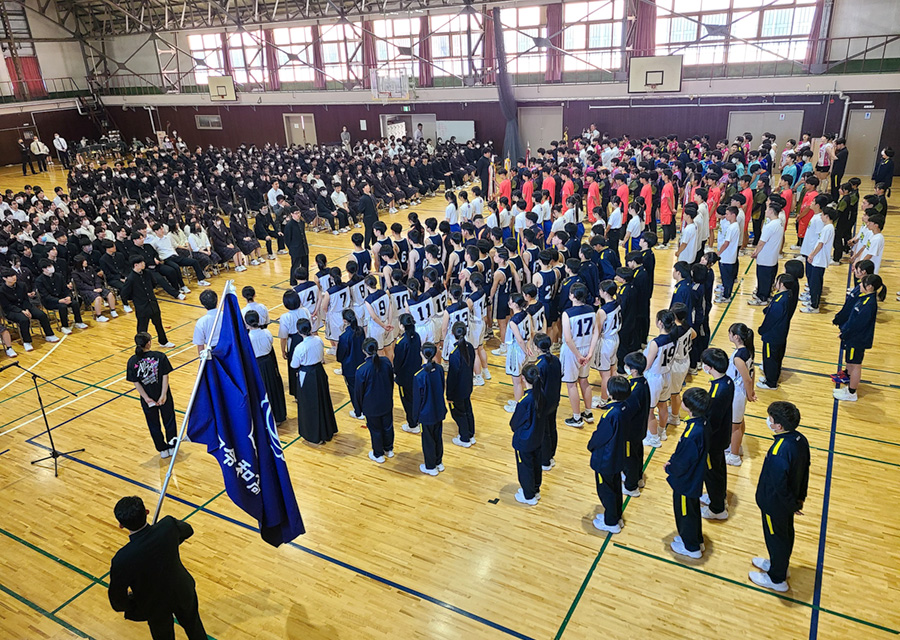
0, 334, 68, 394
0, 345, 196, 439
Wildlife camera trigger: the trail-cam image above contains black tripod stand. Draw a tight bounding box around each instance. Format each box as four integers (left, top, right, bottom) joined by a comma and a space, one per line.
1, 361, 83, 477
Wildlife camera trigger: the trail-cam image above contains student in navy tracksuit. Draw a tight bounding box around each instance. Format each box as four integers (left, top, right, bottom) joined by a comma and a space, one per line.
336, 309, 366, 420
665, 387, 710, 558
688, 263, 709, 371
510, 364, 545, 505
394, 313, 423, 433
757, 275, 793, 390
622, 352, 650, 496
534, 333, 562, 470
670, 261, 693, 323
626, 251, 651, 347
828, 260, 874, 386
588, 375, 629, 533
355, 338, 396, 463
614, 267, 636, 370
446, 321, 477, 447
751, 400, 810, 592
700, 348, 734, 520
639, 231, 657, 298
833, 274, 884, 402
412, 342, 447, 476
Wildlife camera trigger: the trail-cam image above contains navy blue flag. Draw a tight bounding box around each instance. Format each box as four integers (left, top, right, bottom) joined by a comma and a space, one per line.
186, 285, 305, 546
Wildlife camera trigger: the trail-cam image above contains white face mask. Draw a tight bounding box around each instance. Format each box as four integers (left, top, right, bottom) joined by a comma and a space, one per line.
45, 267, 54, 275
766, 416, 777, 432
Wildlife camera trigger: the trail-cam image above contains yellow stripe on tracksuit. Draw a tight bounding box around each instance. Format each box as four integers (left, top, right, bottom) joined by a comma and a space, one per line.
767, 343, 771, 358
850, 347, 855, 361
597, 473, 603, 485
772, 438, 785, 455
681, 495, 687, 516
626, 441, 631, 457
707, 454, 712, 469
766, 514, 775, 535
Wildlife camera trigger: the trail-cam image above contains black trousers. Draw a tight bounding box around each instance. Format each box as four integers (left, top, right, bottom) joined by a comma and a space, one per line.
761, 510, 794, 584
704, 448, 727, 515
830, 172, 843, 201
762, 340, 786, 386
107, 279, 131, 306
367, 413, 394, 458
45, 300, 83, 327
662, 221, 676, 245
595, 471, 623, 526
146, 589, 206, 640
34, 154, 47, 172
751, 215, 763, 245
288, 251, 309, 286
833, 214, 852, 261
623, 435, 643, 492
141, 394, 177, 452
421, 422, 443, 470
449, 397, 475, 442
148, 271, 178, 298
515, 448, 542, 500
344, 375, 361, 416
363, 220, 376, 249
21, 158, 36, 175
6, 307, 53, 342
720, 261, 738, 298
164, 255, 204, 281
807, 264, 825, 309
137, 310, 169, 345
263, 236, 285, 255
673, 493, 703, 552
398, 382, 414, 426
756, 264, 777, 301
540, 407, 558, 466
57, 149, 70, 169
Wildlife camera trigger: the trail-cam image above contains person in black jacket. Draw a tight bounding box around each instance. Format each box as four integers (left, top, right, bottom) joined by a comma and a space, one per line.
100, 240, 133, 312
130, 233, 184, 299
833, 273, 884, 402
621, 351, 650, 496
665, 386, 710, 559
283, 208, 309, 286
355, 338, 396, 463
749, 400, 810, 592
534, 333, 562, 471
336, 309, 366, 420
108, 495, 207, 639
756, 275, 794, 390
699, 348, 734, 520
253, 206, 285, 259
17, 138, 36, 176
357, 183, 379, 249
412, 342, 447, 476
588, 375, 629, 533
35, 259, 86, 332
446, 321, 477, 448
394, 313, 423, 434
510, 364, 545, 506
0, 267, 57, 351
121, 256, 174, 348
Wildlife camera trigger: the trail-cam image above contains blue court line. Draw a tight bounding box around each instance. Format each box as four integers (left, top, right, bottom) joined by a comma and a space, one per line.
26, 442, 536, 640
0, 448, 9, 456
0, 580, 94, 639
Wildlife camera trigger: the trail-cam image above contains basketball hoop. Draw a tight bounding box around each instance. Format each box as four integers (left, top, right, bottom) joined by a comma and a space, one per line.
647, 83, 660, 93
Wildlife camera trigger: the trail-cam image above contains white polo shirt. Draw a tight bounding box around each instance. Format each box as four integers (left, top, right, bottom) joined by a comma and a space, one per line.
678, 222, 698, 263
801, 213, 824, 256
720, 220, 740, 264
192, 309, 221, 348
811, 223, 835, 269
863, 232, 885, 273
756, 218, 783, 267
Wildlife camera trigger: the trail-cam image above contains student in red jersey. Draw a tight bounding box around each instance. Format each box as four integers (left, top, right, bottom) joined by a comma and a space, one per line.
779, 174, 794, 217
562, 169, 575, 206
522, 169, 535, 212
586, 171, 601, 223
739, 175, 753, 250
542, 167, 557, 207
614, 173, 629, 211
660, 169, 676, 248
497, 169, 512, 204
639, 172, 655, 233
792, 176, 819, 251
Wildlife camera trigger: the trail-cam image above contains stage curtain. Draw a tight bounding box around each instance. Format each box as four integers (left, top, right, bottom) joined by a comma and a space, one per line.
482, 12, 495, 85
631, 0, 656, 58
804, 0, 825, 67
263, 30, 281, 91
5, 56, 47, 99
545, 3, 563, 83
362, 21, 377, 88
418, 17, 433, 87
493, 7, 524, 165
310, 25, 326, 89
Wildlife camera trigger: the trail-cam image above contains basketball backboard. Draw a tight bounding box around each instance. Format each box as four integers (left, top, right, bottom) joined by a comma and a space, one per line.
628, 55, 683, 93
208, 75, 237, 102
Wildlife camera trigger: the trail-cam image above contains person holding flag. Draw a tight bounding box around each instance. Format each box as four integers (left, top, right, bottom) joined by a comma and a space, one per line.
155, 281, 305, 547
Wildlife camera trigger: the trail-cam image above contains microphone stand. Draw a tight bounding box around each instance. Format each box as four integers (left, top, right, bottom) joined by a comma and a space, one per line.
0, 361, 82, 477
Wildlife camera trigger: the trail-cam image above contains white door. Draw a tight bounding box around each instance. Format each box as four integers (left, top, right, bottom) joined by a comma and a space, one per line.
844, 109, 885, 178
518, 106, 563, 151
284, 114, 317, 146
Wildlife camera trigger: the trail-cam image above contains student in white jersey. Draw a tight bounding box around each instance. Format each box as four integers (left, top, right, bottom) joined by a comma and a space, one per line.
854, 214, 885, 276
749, 205, 785, 306
725, 323, 756, 466
642, 309, 678, 448
588, 280, 620, 408
801, 205, 837, 313
321, 267, 350, 352
441, 284, 471, 362
560, 283, 595, 428
502, 293, 534, 413
363, 275, 394, 359
467, 271, 490, 385
667, 303, 696, 426
405, 277, 435, 343
677, 206, 699, 265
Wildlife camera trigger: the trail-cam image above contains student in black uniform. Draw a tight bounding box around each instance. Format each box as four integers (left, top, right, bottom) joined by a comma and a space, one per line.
757, 274, 794, 390
510, 364, 545, 506
614, 267, 636, 372
126, 332, 177, 458
626, 251, 650, 347
578, 244, 600, 304
394, 313, 423, 434
699, 348, 735, 521
337, 309, 366, 420
412, 342, 447, 476
833, 274, 885, 402
750, 400, 810, 592
622, 351, 650, 497
588, 375, 629, 533
447, 322, 477, 448
355, 338, 396, 464
638, 231, 657, 298
670, 261, 693, 322
665, 387, 710, 559
534, 333, 562, 471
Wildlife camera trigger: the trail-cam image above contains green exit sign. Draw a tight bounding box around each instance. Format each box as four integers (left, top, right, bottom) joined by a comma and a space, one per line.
402, 106, 410, 112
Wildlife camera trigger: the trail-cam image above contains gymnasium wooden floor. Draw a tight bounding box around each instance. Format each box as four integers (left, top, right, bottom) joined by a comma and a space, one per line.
0, 162, 898, 640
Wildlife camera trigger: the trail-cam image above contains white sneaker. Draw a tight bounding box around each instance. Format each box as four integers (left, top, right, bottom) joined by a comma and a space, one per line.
168, 446, 177, 458
504, 403, 516, 413
368, 451, 385, 464
332, 230, 340, 235
5, 347, 16, 357
642, 433, 662, 448
473, 374, 485, 386
160, 449, 171, 459
830, 260, 842, 267
725, 453, 743, 466
714, 284, 724, 292
659, 428, 668, 441
401, 423, 421, 434
268, 255, 276, 260
419, 464, 439, 476
355, 223, 362, 228
110, 310, 119, 318
592, 517, 621, 534
482, 369, 492, 380
714, 295, 728, 303
123, 305, 133, 313
250, 259, 260, 265
701, 506, 729, 520
23, 342, 34, 352
181, 286, 191, 294
491, 345, 508, 356
790, 244, 801, 250
95, 316, 109, 323
400, 204, 408, 210
591, 395, 608, 409
452, 436, 473, 448
666, 414, 681, 426
60, 326, 73, 335
45, 335, 60, 343
751, 557, 791, 578
622, 484, 641, 498
325, 347, 336, 355
278, 249, 289, 254
747, 297, 767, 306
349, 410, 365, 420
235, 266, 247, 272
505, 399, 516, 407
177, 293, 186, 300
700, 493, 710, 506
257, 256, 267, 262
670, 537, 702, 559
160, 342, 176, 348
757, 379, 777, 390
542, 458, 556, 471
333, 368, 343, 376
198, 280, 211, 286
514, 488, 538, 506
833, 388, 857, 402
800, 305, 819, 314
437, 464, 445, 472
748, 571, 789, 592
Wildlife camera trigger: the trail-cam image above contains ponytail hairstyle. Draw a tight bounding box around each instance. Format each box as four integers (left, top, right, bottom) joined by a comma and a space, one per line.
342, 308, 363, 338
296, 317, 312, 341
522, 363, 544, 414
448, 283, 463, 303
345, 260, 359, 279
245, 309, 261, 329
470, 271, 485, 289
421, 341, 438, 372
510, 292, 525, 312
364, 274, 379, 290
728, 322, 755, 360
534, 332, 552, 354
400, 312, 417, 336
362, 337, 380, 368
599, 279, 617, 300
445, 190, 458, 208
391, 269, 404, 287
451, 321, 472, 368
691, 263, 709, 285
315, 253, 328, 271
670, 302, 688, 324
861, 273, 887, 301
407, 277, 422, 298
656, 308, 676, 332
134, 332, 152, 356
330, 266, 343, 287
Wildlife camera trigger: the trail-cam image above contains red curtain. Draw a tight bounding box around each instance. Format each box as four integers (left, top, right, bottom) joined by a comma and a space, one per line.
804, 0, 825, 67
6, 57, 47, 99
631, 0, 657, 58
221, 33, 233, 76
362, 21, 377, 88
418, 16, 433, 88
263, 30, 281, 91
545, 3, 563, 83
310, 25, 326, 89
482, 13, 496, 84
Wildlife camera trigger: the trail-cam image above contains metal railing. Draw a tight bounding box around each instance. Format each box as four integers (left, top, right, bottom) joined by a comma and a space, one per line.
0, 77, 86, 102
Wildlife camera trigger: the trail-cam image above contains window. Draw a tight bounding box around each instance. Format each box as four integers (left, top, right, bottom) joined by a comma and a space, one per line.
372, 18, 420, 78
500, 6, 546, 74
195, 114, 223, 130
320, 22, 363, 81
188, 33, 226, 84
228, 30, 267, 84
562, 0, 625, 72
655, 0, 818, 65
273, 27, 315, 83
430, 14, 484, 77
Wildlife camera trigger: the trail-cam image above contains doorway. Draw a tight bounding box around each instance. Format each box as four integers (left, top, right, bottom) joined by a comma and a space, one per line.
726, 110, 804, 152
379, 114, 437, 144
283, 114, 317, 146
844, 109, 885, 178
517, 106, 563, 150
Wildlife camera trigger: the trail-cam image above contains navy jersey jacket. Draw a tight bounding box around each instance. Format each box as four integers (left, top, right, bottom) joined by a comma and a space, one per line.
758, 291, 791, 345
535, 352, 562, 415
510, 389, 544, 452
587, 401, 627, 477
756, 430, 810, 519
707, 376, 735, 452
336, 327, 365, 378
355, 356, 394, 418
411, 364, 447, 425
838, 292, 877, 349
393, 330, 423, 389
446, 340, 474, 403
666, 417, 708, 498
623, 376, 651, 442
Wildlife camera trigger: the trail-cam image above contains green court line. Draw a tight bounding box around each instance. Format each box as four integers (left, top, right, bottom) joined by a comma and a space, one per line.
0, 526, 107, 587
0, 580, 95, 639
613, 543, 900, 636
0, 394, 80, 430
743, 431, 900, 468
745, 413, 900, 449
60, 376, 187, 416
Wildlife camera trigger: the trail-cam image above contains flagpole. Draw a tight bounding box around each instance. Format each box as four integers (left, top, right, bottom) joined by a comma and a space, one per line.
152, 280, 235, 524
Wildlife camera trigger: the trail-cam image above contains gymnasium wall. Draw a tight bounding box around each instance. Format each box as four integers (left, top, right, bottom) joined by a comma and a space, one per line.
0, 108, 100, 168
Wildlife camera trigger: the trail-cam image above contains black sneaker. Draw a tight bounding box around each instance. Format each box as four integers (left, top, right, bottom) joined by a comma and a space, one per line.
581, 411, 595, 424
564, 416, 584, 428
